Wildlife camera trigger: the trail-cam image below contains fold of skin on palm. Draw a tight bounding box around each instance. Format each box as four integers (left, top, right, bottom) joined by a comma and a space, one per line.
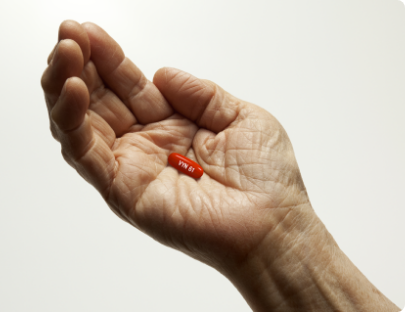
41, 20, 312, 274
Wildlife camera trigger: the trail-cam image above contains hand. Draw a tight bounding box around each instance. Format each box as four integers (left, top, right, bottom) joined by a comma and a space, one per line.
42, 21, 401, 312
41, 20, 311, 271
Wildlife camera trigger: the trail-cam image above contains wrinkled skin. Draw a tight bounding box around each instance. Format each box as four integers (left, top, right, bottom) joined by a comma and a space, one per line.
41, 20, 311, 273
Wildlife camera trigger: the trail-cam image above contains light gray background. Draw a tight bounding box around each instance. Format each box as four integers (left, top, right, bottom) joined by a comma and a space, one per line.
0, 0, 404, 311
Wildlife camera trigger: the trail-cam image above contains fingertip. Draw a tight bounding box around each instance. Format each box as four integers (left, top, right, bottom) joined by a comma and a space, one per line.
58, 19, 80, 37
47, 43, 58, 65
153, 66, 210, 106
81, 22, 104, 40
81, 21, 96, 30
56, 39, 84, 69
51, 77, 89, 132
80, 22, 125, 76
59, 20, 91, 64
153, 67, 189, 90
152, 67, 166, 89
57, 38, 81, 53
42, 39, 85, 97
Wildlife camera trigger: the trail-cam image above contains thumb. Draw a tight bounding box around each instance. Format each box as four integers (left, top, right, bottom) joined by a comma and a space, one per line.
153, 67, 250, 184
153, 67, 244, 133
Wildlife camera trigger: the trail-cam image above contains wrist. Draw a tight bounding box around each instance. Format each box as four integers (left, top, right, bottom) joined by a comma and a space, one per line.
223, 205, 399, 312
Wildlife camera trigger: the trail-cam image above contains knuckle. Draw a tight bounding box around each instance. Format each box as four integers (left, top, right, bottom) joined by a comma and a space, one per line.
41, 69, 51, 92
50, 123, 60, 142
61, 148, 75, 169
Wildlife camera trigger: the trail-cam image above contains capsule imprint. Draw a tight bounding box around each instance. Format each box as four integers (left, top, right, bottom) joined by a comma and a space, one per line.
168, 153, 204, 179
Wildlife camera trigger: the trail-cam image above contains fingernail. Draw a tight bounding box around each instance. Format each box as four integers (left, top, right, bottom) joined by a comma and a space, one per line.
60, 77, 69, 98
50, 40, 63, 64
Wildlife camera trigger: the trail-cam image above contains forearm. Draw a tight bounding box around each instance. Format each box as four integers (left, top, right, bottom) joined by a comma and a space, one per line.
225, 206, 400, 312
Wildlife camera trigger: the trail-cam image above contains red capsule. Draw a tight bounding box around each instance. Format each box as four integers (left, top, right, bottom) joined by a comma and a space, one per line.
168, 153, 204, 179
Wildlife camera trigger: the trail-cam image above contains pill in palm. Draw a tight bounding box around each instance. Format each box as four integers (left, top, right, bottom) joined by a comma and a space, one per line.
168, 153, 204, 179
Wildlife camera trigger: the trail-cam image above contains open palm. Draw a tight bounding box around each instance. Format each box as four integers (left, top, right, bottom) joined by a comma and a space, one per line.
42, 21, 310, 270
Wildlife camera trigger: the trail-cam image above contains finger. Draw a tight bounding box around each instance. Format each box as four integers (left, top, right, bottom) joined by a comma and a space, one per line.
55, 21, 136, 137
48, 20, 91, 65
51, 77, 88, 131
43, 27, 135, 139
44, 21, 92, 141
47, 43, 58, 64
81, 61, 136, 137
52, 76, 115, 151
82, 22, 173, 124
41, 39, 84, 107
153, 67, 243, 133
52, 77, 116, 196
